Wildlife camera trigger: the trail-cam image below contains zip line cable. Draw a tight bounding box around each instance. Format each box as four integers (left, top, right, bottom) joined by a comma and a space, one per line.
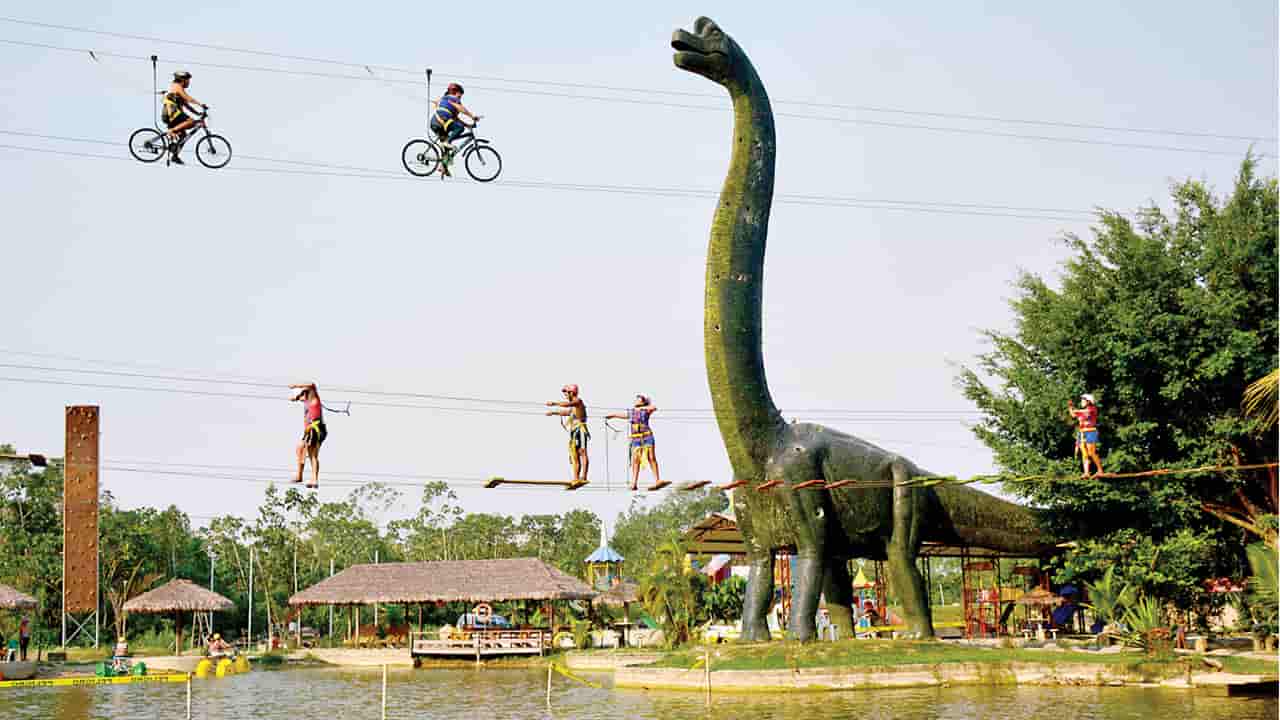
1, 38, 1273, 159
0, 135, 1109, 222
1, 17, 1273, 144
0, 363, 983, 419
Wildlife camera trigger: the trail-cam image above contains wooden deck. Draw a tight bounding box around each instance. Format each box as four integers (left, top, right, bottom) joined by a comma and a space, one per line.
410, 629, 549, 658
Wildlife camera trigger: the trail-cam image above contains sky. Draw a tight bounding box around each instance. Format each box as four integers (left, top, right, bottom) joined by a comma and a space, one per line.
0, 2, 1275, 532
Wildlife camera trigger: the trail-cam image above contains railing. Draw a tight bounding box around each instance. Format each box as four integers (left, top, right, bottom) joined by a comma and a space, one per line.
410, 629, 549, 657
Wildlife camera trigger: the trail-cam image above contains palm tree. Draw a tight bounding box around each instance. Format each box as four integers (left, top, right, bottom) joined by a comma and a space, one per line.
638, 536, 702, 648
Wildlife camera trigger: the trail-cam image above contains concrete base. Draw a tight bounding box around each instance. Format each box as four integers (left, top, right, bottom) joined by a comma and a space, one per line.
0, 661, 37, 680
137, 656, 204, 673
614, 662, 1279, 694
292, 648, 414, 667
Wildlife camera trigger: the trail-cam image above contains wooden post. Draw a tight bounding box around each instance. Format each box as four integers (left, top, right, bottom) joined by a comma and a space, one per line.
175, 611, 182, 657
474, 633, 480, 667
186, 674, 192, 719
704, 646, 711, 707
381, 663, 388, 720
355, 606, 361, 648
546, 661, 552, 707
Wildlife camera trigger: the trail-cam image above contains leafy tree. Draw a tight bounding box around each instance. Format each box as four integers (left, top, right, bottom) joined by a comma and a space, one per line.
0, 450, 63, 636
703, 575, 746, 623
638, 535, 706, 647
959, 158, 1278, 613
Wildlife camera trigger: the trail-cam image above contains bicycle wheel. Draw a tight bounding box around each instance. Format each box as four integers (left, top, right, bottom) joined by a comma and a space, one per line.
128, 128, 167, 163
464, 144, 502, 182
195, 134, 233, 169
401, 139, 441, 177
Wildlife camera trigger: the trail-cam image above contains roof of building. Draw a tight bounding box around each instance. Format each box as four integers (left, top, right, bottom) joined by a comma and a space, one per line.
289, 558, 597, 607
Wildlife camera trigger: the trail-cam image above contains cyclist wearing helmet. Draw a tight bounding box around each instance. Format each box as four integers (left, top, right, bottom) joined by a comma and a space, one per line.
162, 70, 205, 164
430, 83, 480, 146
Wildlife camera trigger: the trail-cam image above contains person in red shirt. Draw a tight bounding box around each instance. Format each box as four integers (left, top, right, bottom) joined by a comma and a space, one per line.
1068, 393, 1103, 477
291, 383, 326, 489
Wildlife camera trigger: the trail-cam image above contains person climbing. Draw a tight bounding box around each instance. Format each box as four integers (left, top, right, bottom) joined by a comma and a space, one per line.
546, 384, 589, 487
161, 70, 205, 165
429, 83, 481, 178
291, 383, 326, 489
605, 394, 668, 491
1068, 393, 1103, 477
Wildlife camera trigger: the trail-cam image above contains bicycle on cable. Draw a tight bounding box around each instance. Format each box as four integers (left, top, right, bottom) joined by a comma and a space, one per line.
401, 81, 502, 182
128, 69, 232, 168
402, 119, 502, 182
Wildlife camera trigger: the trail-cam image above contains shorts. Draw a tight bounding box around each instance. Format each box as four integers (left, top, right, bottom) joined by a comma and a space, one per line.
164, 110, 191, 129
1080, 430, 1099, 445
568, 422, 590, 453
430, 116, 466, 142
630, 433, 655, 451
303, 420, 328, 449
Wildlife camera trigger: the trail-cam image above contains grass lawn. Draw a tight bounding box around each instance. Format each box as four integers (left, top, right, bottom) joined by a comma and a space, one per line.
649, 640, 1278, 677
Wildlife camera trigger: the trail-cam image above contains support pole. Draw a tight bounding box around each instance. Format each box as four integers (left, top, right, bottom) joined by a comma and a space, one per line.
248, 547, 254, 650
151, 55, 158, 130
381, 663, 388, 720
328, 557, 335, 644
546, 661, 552, 708
186, 675, 192, 720
704, 646, 711, 707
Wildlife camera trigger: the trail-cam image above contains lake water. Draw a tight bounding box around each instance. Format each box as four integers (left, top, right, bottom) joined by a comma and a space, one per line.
6, 667, 1276, 720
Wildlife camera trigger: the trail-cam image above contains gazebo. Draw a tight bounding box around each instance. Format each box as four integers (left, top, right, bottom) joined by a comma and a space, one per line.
0, 584, 37, 678
123, 579, 234, 655
584, 527, 624, 589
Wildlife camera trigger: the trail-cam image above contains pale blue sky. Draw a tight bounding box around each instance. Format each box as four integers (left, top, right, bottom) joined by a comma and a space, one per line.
1, 2, 1275, 528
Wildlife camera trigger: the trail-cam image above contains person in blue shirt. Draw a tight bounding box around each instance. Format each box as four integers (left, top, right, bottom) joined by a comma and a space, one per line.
429, 83, 481, 177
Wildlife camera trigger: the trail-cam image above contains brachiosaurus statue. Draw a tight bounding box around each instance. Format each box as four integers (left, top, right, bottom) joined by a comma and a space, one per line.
671, 17, 1049, 642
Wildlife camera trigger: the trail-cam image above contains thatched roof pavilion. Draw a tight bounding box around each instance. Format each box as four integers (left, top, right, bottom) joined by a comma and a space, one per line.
0, 584, 36, 610
124, 579, 234, 654
289, 558, 596, 607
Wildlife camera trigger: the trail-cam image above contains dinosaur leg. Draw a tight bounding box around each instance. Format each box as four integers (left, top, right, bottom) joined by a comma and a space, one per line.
822, 557, 855, 641
886, 460, 935, 639
786, 474, 828, 642
739, 550, 774, 642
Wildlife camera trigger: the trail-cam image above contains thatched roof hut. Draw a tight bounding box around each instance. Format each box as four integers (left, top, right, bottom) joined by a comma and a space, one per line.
124, 579, 234, 613
0, 584, 36, 610
124, 579, 234, 654
289, 558, 596, 607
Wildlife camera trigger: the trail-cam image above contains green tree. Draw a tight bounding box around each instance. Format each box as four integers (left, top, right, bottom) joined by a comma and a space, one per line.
959, 158, 1277, 613
0, 450, 63, 636
638, 535, 706, 648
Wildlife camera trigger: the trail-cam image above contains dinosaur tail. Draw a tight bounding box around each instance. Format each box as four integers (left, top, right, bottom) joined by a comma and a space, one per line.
925, 484, 1052, 555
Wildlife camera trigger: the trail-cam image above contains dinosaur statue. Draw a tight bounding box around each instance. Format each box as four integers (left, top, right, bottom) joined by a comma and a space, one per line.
671, 17, 1049, 642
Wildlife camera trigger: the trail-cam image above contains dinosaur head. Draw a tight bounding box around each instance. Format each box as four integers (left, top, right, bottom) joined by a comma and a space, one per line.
671, 17, 742, 88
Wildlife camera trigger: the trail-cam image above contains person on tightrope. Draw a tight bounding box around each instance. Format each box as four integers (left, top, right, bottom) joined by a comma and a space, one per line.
1068, 393, 1103, 477
605, 394, 668, 491
161, 70, 205, 165
429, 83, 481, 178
291, 383, 326, 488
546, 384, 589, 486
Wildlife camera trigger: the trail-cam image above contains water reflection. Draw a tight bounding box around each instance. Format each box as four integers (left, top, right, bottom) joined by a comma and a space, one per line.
5, 667, 1275, 720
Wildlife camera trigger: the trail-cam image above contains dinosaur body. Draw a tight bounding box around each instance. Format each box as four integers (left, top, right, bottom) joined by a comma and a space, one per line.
672, 17, 1049, 641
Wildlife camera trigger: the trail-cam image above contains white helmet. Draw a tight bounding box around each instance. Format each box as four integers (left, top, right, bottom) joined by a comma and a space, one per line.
1080, 394, 1096, 405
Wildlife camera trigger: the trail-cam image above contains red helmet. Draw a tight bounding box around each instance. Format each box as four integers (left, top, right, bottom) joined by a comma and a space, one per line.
447, 82, 464, 95
561, 384, 579, 395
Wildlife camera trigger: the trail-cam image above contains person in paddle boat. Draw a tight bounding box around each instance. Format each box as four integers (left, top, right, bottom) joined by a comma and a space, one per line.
605, 394, 668, 491
546, 384, 590, 486
1068, 393, 1103, 477
161, 70, 205, 165
429, 83, 481, 177
207, 633, 234, 658
291, 383, 326, 488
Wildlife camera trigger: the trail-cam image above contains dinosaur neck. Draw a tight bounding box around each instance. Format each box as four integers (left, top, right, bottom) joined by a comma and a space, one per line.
705, 64, 783, 478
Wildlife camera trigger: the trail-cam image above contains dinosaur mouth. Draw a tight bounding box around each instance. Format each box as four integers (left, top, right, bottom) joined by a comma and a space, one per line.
671, 28, 725, 75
